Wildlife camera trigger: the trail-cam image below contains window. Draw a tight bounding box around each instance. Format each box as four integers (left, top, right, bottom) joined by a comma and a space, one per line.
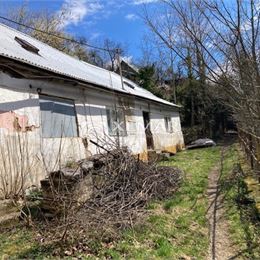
123, 81, 135, 89
164, 116, 173, 133
15, 36, 40, 55
39, 95, 78, 138
106, 108, 127, 136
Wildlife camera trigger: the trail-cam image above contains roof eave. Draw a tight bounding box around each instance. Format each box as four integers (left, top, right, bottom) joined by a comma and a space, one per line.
0, 54, 180, 109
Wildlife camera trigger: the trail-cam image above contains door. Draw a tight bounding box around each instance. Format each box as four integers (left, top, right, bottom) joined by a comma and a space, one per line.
143, 111, 154, 150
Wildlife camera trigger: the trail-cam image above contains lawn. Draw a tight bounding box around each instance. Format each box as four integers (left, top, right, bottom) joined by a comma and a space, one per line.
98, 147, 221, 259
0, 144, 259, 259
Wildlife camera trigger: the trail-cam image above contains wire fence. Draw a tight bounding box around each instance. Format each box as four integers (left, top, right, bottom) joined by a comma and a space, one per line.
238, 128, 260, 182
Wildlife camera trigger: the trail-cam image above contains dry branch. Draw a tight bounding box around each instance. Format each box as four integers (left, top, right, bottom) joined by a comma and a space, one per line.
35, 146, 182, 248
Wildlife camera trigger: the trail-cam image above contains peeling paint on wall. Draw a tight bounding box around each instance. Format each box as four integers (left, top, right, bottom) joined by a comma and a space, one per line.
0, 111, 36, 132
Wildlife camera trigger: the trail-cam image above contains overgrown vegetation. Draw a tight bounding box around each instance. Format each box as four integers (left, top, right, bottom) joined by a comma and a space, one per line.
36, 148, 182, 249
1, 145, 259, 259
139, 0, 260, 157
0, 133, 39, 199
0, 147, 217, 258
96, 147, 221, 259
220, 145, 260, 259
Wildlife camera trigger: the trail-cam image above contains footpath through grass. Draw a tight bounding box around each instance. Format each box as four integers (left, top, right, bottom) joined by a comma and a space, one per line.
219, 144, 260, 259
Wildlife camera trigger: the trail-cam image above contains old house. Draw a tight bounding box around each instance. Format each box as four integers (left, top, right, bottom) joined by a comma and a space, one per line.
0, 23, 184, 191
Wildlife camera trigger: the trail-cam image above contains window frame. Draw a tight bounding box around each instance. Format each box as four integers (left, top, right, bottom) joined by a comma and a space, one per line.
164, 116, 173, 133
39, 94, 79, 138
106, 107, 127, 137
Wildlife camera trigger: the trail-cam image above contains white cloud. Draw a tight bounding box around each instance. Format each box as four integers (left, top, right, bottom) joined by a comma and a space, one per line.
122, 56, 133, 63
59, 0, 103, 28
57, 0, 152, 29
90, 32, 101, 40
133, 0, 158, 5
125, 13, 138, 21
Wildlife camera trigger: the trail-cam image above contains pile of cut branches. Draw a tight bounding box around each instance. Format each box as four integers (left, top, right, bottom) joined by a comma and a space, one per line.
79, 148, 182, 232
34, 147, 182, 248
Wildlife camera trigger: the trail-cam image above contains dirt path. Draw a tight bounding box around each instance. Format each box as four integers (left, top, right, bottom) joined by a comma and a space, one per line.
207, 148, 238, 260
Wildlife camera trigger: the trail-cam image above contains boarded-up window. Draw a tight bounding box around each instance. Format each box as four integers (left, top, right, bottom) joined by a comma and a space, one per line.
39, 95, 78, 138
164, 116, 173, 133
106, 108, 127, 136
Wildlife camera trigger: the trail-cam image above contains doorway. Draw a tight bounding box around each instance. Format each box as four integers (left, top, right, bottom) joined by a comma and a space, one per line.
143, 111, 154, 150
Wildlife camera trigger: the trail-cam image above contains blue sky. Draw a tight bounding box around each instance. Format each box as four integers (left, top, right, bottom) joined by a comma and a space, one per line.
0, 0, 159, 60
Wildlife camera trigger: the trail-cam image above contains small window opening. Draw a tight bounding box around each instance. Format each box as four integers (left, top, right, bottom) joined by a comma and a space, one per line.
164, 116, 173, 133
15, 36, 40, 55
106, 108, 127, 136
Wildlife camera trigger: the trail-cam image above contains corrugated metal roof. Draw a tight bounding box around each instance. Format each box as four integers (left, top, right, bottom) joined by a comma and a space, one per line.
0, 23, 178, 107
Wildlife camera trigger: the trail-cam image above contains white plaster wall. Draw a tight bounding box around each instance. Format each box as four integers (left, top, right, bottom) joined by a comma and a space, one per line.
0, 71, 184, 194
149, 103, 184, 152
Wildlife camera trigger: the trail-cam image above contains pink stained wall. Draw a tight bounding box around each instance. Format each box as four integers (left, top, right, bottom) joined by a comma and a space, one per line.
0, 111, 29, 132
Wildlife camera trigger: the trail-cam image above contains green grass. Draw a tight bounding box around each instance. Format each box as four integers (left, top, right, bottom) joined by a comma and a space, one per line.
0, 147, 221, 259
2, 144, 259, 259
0, 227, 42, 259
98, 147, 221, 259
220, 144, 260, 259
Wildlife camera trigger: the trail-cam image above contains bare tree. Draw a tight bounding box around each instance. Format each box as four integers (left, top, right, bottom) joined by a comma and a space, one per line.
101, 39, 126, 71
143, 0, 260, 137
139, 33, 179, 102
